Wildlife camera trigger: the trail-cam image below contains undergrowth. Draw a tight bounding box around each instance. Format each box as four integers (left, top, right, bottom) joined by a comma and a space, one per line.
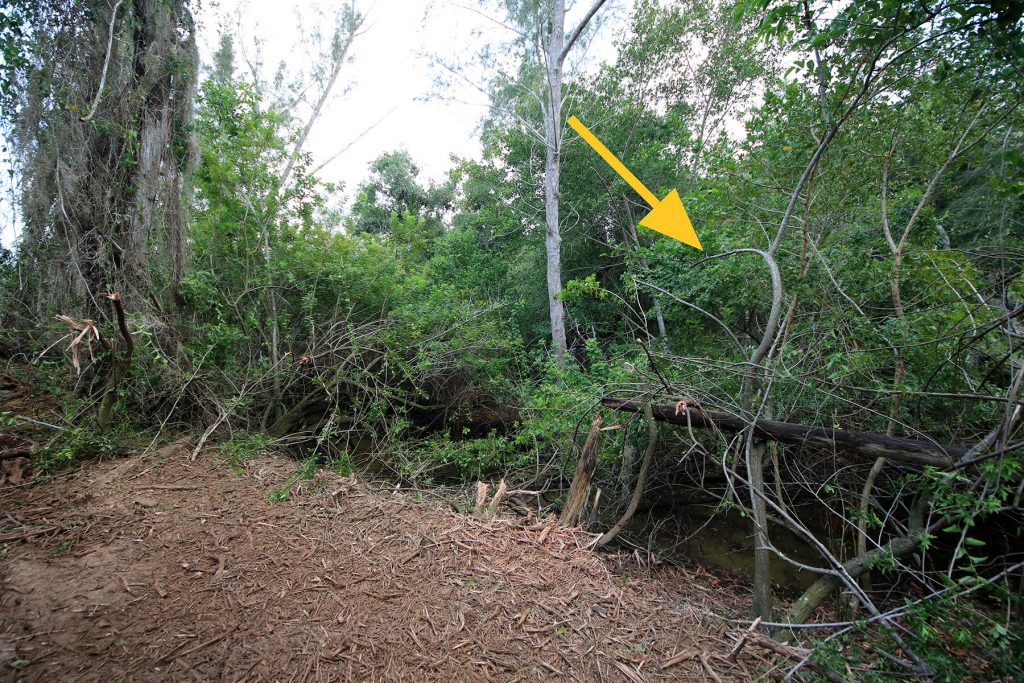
32, 426, 131, 475
810, 595, 1024, 681
269, 456, 321, 502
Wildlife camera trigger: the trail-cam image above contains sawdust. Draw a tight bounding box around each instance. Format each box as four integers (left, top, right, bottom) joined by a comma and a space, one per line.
0, 444, 769, 681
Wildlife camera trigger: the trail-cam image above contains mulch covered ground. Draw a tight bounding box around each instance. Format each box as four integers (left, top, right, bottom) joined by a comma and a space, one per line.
0, 441, 773, 681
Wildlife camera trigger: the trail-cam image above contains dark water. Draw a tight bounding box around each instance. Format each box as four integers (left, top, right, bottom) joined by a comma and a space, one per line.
626, 503, 834, 593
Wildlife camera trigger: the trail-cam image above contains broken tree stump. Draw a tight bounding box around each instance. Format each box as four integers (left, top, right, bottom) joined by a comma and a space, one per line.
472, 480, 509, 520
485, 479, 508, 519
473, 481, 489, 517
560, 416, 602, 526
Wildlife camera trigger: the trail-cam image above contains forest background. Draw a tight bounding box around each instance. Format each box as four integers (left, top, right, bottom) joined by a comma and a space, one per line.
1, 0, 1023, 678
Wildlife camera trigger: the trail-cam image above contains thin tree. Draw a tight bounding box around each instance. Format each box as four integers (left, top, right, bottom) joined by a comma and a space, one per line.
542, 0, 609, 361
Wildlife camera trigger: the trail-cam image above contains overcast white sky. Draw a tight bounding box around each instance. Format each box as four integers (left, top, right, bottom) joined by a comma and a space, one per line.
196, 0, 629, 198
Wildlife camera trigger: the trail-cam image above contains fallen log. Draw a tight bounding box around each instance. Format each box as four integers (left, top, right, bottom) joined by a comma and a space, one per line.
600, 398, 965, 468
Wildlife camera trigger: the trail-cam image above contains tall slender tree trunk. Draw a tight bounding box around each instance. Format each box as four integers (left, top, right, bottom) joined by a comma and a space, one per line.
748, 440, 771, 618
262, 219, 283, 427
737, 248, 783, 621
544, 0, 568, 362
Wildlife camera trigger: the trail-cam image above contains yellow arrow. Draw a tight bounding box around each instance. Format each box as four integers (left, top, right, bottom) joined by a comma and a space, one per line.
567, 115, 702, 251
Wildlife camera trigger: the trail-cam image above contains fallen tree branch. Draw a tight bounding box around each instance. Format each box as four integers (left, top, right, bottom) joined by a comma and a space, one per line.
748, 634, 845, 683
0, 447, 33, 460
660, 649, 698, 669
8, 415, 62, 431
726, 616, 761, 663
0, 526, 59, 543
601, 398, 964, 467
191, 405, 227, 462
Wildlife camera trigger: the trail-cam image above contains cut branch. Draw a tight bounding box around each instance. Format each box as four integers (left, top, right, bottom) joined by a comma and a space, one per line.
601, 398, 964, 468
97, 292, 134, 430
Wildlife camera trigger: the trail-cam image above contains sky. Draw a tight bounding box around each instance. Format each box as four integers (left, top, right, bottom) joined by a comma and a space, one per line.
0, 0, 629, 248
195, 0, 490, 197
196, 0, 629, 200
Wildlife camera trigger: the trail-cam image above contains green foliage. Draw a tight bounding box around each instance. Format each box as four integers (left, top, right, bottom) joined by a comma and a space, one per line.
349, 150, 453, 241
34, 427, 128, 475
219, 433, 272, 469
4, 3, 1022, 677
402, 431, 521, 481
812, 596, 1023, 681
563, 274, 608, 302
330, 453, 355, 477
186, 73, 524, 455
514, 343, 649, 476
268, 456, 321, 502
0, 2, 34, 114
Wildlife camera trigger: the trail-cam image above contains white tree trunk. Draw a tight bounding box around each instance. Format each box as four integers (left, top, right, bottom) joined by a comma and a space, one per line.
544, 0, 568, 361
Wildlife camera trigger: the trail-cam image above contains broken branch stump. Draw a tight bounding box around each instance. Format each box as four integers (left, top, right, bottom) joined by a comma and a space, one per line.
560, 416, 602, 526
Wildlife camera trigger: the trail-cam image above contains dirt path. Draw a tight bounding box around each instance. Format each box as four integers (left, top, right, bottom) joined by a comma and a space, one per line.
0, 444, 765, 681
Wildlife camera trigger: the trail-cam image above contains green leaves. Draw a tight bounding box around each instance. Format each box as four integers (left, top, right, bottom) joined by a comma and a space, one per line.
349, 150, 454, 242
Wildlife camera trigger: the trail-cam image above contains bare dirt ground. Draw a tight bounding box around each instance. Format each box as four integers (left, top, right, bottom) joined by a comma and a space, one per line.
0, 441, 770, 682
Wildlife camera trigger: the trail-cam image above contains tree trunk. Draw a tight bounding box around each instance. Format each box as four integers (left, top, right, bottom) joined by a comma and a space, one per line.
600, 398, 965, 467
13, 0, 197, 320
775, 533, 921, 635
747, 439, 772, 619
261, 220, 283, 428
544, 0, 568, 361
560, 416, 602, 525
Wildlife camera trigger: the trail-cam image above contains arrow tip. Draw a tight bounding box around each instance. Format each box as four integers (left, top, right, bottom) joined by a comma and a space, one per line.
638, 189, 702, 251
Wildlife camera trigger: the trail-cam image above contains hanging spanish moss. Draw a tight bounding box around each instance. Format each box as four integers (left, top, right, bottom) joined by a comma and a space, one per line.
6, 0, 197, 327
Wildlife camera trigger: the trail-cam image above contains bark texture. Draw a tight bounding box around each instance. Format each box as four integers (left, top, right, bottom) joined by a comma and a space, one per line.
560, 416, 602, 525
601, 398, 965, 467
543, 0, 568, 360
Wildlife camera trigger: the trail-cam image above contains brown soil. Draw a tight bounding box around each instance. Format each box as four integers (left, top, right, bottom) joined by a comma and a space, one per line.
0, 443, 769, 682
